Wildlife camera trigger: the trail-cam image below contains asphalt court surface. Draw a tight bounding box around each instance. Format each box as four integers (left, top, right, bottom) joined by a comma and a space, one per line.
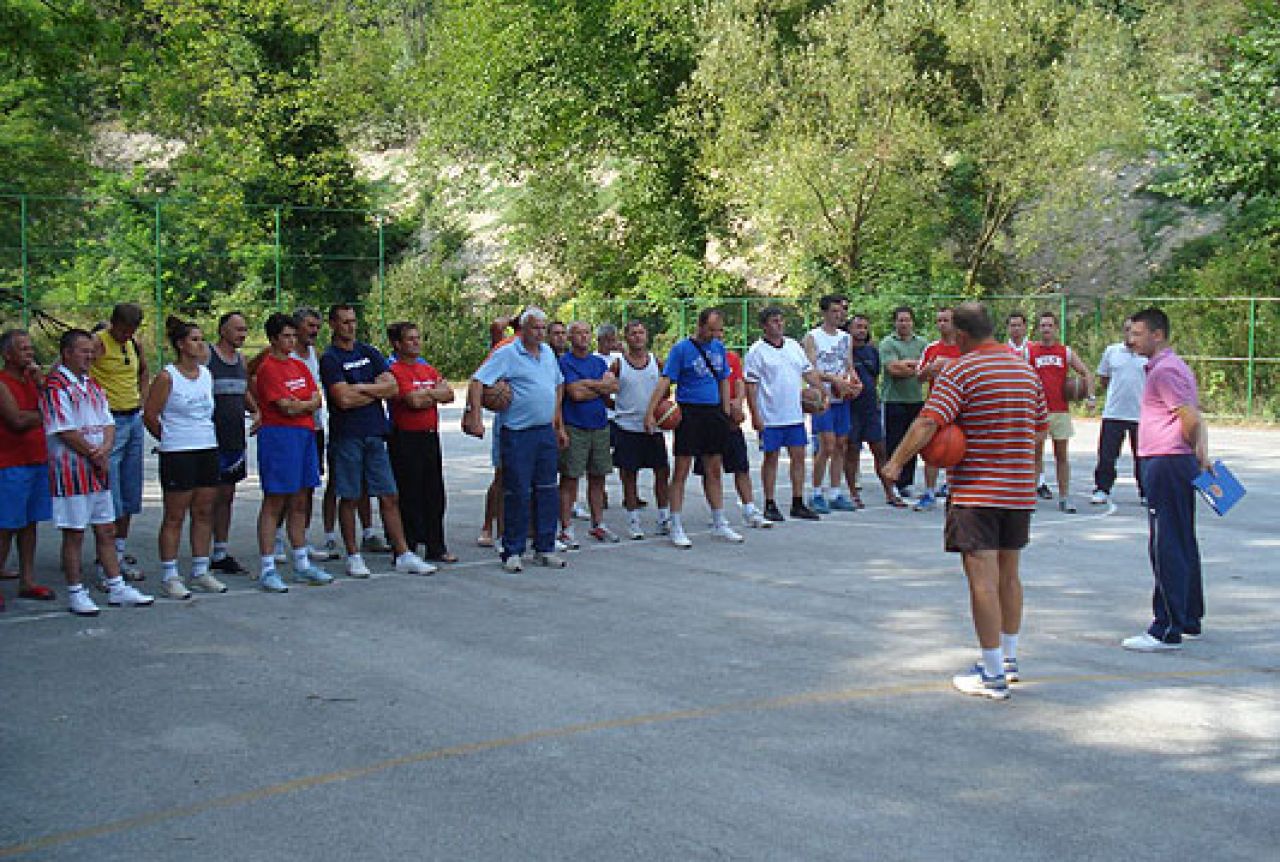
2, 409, 1277, 860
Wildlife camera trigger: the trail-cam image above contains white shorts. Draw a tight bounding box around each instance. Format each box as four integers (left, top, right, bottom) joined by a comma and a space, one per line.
52, 490, 116, 530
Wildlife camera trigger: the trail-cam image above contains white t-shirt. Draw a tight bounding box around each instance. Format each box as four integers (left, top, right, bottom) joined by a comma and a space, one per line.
293, 344, 327, 432
806, 326, 851, 403
1096, 342, 1148, 421
744, 337, 812, 428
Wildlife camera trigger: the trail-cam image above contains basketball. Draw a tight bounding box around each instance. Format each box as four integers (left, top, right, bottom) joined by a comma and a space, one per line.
801, 386, 826, 414
922, 423, 966, 468
655, 398, 682, 431
1063, 374, 1088, 402
481, 379, 513, 412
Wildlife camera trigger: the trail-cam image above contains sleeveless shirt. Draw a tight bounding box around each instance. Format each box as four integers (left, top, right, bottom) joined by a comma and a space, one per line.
208, 345, 248, 451
158, 364, 217, 452
614, 352, 660, 433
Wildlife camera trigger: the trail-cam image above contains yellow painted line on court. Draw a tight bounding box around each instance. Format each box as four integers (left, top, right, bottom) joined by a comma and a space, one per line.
0, 665, 1270, 859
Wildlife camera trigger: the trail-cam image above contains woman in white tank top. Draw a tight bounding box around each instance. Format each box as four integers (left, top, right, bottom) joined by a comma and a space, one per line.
142, 317, 226, 600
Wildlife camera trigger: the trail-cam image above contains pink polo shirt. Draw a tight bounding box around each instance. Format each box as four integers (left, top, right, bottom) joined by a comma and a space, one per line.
1137, 348, 1197, 457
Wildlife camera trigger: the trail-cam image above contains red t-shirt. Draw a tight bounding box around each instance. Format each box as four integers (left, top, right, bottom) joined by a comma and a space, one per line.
1028, 343, 1071, 412
255, 355, 318, 429
0, 371, 47, 467
922, 340, 963, 368
389, 359, 444, 432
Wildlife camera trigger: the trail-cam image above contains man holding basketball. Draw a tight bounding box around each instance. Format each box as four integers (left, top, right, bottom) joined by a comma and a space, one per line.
1028, 311, 1095, 512
883, 302, 1048, 700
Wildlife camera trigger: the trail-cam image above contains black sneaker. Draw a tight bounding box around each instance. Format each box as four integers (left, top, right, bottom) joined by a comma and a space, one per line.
762, 500, 785, 522
789, 501, 820, 520
210, 555, 249, 575
1036, 483, 1053, 500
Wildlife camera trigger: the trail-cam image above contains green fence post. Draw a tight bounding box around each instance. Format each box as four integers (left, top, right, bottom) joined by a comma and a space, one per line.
740, 297, 747, 353
1247, 297, 1257, 418
154, 200, 164, 366
377, 214, 387, 339
1059, 294, 1068, 344
273, 206, 283, 312
19, 195, 29, 327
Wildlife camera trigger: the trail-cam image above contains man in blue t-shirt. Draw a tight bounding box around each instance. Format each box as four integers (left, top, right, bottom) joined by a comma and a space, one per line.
319, 304, 435, 578
845, 312, 900, 507
558, 321, 619, 546
643, 307, 742, 549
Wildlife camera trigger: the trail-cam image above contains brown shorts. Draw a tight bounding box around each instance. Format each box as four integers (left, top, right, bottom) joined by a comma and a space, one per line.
944, 505, 1031, 553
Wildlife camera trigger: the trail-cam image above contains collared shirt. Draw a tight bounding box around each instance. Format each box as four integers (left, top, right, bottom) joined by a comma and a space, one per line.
1096, 342, 1148, 422
42, 365, 114, 496
90, 329, 141, 411
1138, 348, 1197, 457
474, 339, 563, 430
878, 333, 927, 404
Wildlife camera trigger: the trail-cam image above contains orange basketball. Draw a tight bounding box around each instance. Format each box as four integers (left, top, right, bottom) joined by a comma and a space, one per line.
922, 423, 966, 468
655, 398, 682, 431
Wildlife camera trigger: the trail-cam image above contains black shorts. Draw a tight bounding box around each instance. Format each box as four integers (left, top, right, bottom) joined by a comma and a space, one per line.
159, 449, 220, 492
695, 427, 748, 475
944, 505, 1032, 553
612, 428, 669, 473
673, 404, 730, 458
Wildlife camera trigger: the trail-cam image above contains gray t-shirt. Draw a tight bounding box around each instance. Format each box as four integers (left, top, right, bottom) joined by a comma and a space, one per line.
1097, 342, 1148, 421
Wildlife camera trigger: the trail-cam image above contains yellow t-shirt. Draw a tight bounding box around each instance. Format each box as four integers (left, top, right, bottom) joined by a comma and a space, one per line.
90, 329, 142, 411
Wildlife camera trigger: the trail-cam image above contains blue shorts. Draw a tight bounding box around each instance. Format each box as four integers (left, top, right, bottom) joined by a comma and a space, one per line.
257, 426, 321, 496
849, 406, 885, 445
811, 402, 851, 437
330, 434, 398, 500
0, 463, 52, 529
762, 424, 808, 453
217, 449, 247, 485
108, 410, 144, 517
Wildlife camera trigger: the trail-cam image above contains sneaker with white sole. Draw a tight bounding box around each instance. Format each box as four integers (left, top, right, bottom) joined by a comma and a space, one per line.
1090, 489, 1110, 505
557, 527, 579, 550
809, 493, 831, 514
829, 495, 856, 512
272, 538, 288, 564
190, 573, 229, 594
656, 517, 672, 536
502, 555, 524, 573
118, 554, 144, 581
1058, 498, 1078, 514
394, 552, 437, 575
291, 566, 335, 586
711, 523, 744, 543
1121, 632, 1181, 652
361, 534, 393, 554
68, 588, 100, 617
1003, 657, 1020, 683
345, 556, 372, 579
531, 550, 567, 568
160, 577, 192, 601
670, 526, 693, 549
107, 583, 155, 607
309, 543, 340, 562
588, 524, 620, 543
626, 514, 645, 540
259, 572, 289, 593
951, 665, 1010, 700
743, 509, 771, 529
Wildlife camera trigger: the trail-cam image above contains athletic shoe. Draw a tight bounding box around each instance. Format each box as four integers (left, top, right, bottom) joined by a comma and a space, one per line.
118, 554, 145, 581
272, 538, 288, 563
309, 543, 340, 562
626, 513, 645, 540
912, 492, 938, 513
1090, 489, 1109, 505
711, 523, 744, 543
809, 493, 831, 515
532, 551, 567, 568
394, 552, 437, 575
763, 501, 785, 523
557, 527, 580, 550
190, 573, 229, 594
210, 555, 249, 575
259, 572, 289, 593
588, 524, 620, 543
790, 502, 820, 521
107, 583, 155, 607
1121, 632, 1181, 652
1058, 498, 1077, 514
952, 665, 1010, 700
68, 589, 100, 617
850, 490, 866, 510
502, 555, 524, 573
571, 502, 590, 521
936, 483, 949, 499
743, 509, 771, 529
160, 577, 192, 601
345, 556, 372, 579
829, 495, 856, 512
361, 534, 393, 554
1003, 657, 1020, 683
1036, 483, 1053, 500
90, 563, 108, 594
656, 517, 672, 536
670, 526, 693, 549
554, 538, 568, 553
291, 566, 335, 586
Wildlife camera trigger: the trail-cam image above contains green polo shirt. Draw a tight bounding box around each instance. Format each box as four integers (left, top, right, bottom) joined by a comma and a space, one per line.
878, 333, 927, 403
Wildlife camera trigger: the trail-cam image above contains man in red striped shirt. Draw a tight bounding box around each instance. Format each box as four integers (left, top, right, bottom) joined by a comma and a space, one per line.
883, 302, 1048, 700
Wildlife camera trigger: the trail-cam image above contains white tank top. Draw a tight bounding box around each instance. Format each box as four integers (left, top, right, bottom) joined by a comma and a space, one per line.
159, 364, 218, 452
614, 352, 660, 433
293, 345, 327, 432
806, 326, 851, 403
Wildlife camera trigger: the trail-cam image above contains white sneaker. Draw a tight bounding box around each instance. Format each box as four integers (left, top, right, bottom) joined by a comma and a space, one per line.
711, 523, 744, 543
626, 514, 644, 540
160, 577, 192, 601
1121, 632, 1182, 652
309, 543, 340, 561
394, 551, 437, 576
743, 509, 771, 529
345, 556, 372, 579
554, 538, 568, 553
670, 526, 693, 549
557, 527, 579, 550
572, 502, 590, 521
273, 538, 288, 564
108, 583, 155, 607
190, 573, 229, 594
656, 518, 672, 536
1090, 489, 1110, 505
68, 588, 100, 616
532, 551, 567, 568
502, 555, 524, 573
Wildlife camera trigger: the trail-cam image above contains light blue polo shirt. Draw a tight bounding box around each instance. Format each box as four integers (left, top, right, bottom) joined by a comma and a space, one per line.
474, 339, 564, 430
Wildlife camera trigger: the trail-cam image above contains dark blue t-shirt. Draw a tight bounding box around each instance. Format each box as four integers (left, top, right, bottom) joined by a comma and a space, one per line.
559, 351, 609, 430
850, 343, 880, 413
320, 342, 391, 438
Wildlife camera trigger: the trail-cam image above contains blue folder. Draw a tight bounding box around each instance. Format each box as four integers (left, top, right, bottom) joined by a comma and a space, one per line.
1192, 460, 1245, 516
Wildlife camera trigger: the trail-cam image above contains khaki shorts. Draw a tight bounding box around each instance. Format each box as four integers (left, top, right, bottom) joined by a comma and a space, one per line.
559, 426, 613, 479
1047, 412, 1074, 441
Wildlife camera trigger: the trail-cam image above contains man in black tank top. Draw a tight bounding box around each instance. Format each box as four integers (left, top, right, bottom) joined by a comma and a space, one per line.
208, 312, 255, 575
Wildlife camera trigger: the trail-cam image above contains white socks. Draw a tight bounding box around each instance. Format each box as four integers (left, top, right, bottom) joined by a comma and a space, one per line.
1001, 632, 1019, 661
